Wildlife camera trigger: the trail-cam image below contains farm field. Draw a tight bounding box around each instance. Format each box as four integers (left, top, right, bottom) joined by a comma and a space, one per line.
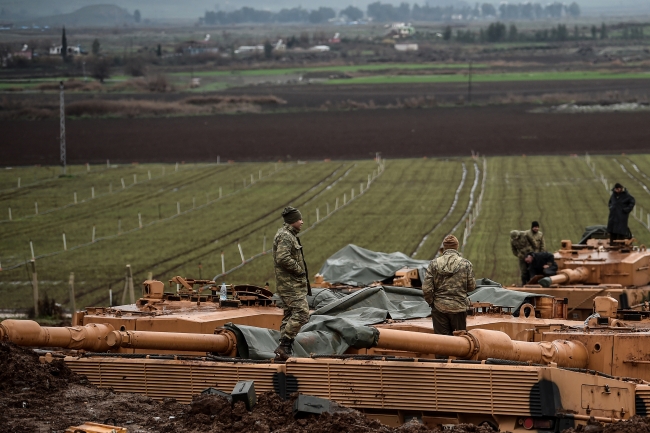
1, 154, 649, 312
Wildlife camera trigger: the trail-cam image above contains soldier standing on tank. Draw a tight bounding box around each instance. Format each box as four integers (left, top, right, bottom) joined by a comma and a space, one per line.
510, 230, 533, 286
422, 235, 476, 345
608, 183, 635, 243
272, 206, 311, 361
525, 221, 545, 252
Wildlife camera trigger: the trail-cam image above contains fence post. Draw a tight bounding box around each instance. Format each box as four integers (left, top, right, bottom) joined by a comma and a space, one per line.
31, 260, 39, 317
74, 192, 77, 204
221, 252, 225, 275
327, 202, 330, 215
86, 163, 90, 172
128, 265, 135, 304
109, 289, 112, 307
238, 242, 245, 263
34, 202, 38, 215
148, 170, 152, 180
177, 202, 181, 215
121, 178, 125, 189
335, 197, 339, 210
30, 240, 35, 260
138, 212, 143, 229
133, 174, 137, 184
316, 208, 320, 222
17, 177, 21, 188
8, 208, 12, 221
175, 162, 179, 172
351, 188, 354, 199
62, 232, 67, 251
91, 186, 95, 199
343, 193, 347, 205
69, 272, 76, 312
92, 225, 96, 243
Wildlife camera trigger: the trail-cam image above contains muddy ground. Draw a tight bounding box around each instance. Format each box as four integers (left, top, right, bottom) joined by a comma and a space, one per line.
2, 342, 650, 433
3, 102, 649, 165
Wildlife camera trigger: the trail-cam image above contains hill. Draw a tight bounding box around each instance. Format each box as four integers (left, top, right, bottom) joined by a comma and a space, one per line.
28, 4, 134, 27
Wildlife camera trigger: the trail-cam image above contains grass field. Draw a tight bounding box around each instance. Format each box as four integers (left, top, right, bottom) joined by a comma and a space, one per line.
1, 155, 649, 311
327, 71, 650, 85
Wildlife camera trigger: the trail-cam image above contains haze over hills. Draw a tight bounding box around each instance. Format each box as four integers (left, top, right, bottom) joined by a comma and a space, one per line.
0, 0, 648, 21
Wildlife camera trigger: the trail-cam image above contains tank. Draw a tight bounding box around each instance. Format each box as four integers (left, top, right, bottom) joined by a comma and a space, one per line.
509, 237, 650, 321
2, 274, 650, 432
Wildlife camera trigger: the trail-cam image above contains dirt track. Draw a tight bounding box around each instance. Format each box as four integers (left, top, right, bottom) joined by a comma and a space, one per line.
2, 104, 648, 165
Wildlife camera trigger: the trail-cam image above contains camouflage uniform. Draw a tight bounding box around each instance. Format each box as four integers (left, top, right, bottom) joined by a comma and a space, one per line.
510, 230, 533, 285
525, 229, 546, 253
273, 223, 310, 340
422, 249, 476, 337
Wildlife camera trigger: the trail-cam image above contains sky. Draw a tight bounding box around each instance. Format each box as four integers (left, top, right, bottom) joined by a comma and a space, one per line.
1, 0, 648, 20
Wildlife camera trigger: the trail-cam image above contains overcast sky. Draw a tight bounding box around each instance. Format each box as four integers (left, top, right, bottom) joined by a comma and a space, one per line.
2, 0, 649, 20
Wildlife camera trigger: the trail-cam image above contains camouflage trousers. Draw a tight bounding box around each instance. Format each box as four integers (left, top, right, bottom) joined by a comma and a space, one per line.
278, 292, 309, 340
518, 258, 530, 286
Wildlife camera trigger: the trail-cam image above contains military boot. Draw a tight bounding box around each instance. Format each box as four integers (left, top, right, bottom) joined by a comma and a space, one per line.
274, 337, 294, 361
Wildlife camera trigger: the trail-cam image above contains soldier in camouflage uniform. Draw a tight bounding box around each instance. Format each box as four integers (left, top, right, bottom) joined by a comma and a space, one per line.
422, 235, 476, 346
510, 230, 533, 286
525, 221, 545, 253
272, 206, 311, 361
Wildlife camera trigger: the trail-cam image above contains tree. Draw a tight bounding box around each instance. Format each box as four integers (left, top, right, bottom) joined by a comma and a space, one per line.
508, 24, 518, 41
156, 44, 162, 57
443, 25, 452, 41
91, 57, 111, 82
134, 9, 141, 23
340, 5, 363, 21
486, 22, 506, 42
61, 26, 68, 62
264, 40, 273, 59
591, 25, 598, 39
309, 7, 335, 24
91, 38, 100, 55
600, 22, 607, 39
567, 2, 580, 18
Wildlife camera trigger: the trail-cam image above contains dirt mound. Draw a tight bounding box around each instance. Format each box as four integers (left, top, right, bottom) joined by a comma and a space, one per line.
0, 341, 648, 432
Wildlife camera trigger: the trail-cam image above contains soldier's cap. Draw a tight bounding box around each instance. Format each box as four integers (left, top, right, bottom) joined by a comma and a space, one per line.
526, 252, 535, 258
614, 183, 623, 190
442, 235, 459, 251
282, 206, 302, 224
531, 221, 539, 229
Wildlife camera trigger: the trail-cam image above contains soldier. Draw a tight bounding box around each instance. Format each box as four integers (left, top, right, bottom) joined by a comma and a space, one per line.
272, 206, 311, 361
524, 252, 558, 280
608, 183, 635, 243
525, 221, 545, 252
510, 230, 532, 286
422, 235, 476, 342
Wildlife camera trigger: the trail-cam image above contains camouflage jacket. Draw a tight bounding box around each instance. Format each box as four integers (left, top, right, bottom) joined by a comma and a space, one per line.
273, 223, 309, 297
525, 230, 546, 252
422, 249, 476, 313
510, 230, 533, 259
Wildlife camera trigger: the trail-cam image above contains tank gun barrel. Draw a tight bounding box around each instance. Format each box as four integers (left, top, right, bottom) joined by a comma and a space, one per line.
106, 329, 236, 355
0, 319, 114, 352
375, 328, 588, 368
540, 266, 591, 288
0, 320, 237, 355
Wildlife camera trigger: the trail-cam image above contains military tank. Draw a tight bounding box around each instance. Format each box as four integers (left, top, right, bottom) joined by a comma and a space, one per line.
2, 273, 650, 432
509, 235, 650, 321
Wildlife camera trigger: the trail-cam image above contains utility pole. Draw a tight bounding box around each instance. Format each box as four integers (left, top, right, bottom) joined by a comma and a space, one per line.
467, 60, 473, 103
59, 81, 66, 175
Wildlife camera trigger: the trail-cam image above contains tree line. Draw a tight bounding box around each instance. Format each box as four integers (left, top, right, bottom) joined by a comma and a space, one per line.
201, 2, 580, 25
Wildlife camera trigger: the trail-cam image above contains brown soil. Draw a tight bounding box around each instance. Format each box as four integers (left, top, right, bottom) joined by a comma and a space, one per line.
2, 103, 648, 165
1, 341, 649, 432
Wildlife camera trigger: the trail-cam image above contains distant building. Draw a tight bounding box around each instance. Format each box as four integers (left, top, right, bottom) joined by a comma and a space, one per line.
309, 45, 331, 52
387, 23, 415, 39
395, 43, 418, 52
234, 45, 264, 55
50, 45, 81, 56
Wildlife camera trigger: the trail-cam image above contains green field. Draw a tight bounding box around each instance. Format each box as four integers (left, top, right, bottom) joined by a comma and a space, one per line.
1, 155, 649, 311
327, 71, 650, 85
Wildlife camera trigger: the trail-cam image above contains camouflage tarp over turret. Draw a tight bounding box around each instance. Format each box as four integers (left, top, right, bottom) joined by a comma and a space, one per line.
229, 283, 551, 360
